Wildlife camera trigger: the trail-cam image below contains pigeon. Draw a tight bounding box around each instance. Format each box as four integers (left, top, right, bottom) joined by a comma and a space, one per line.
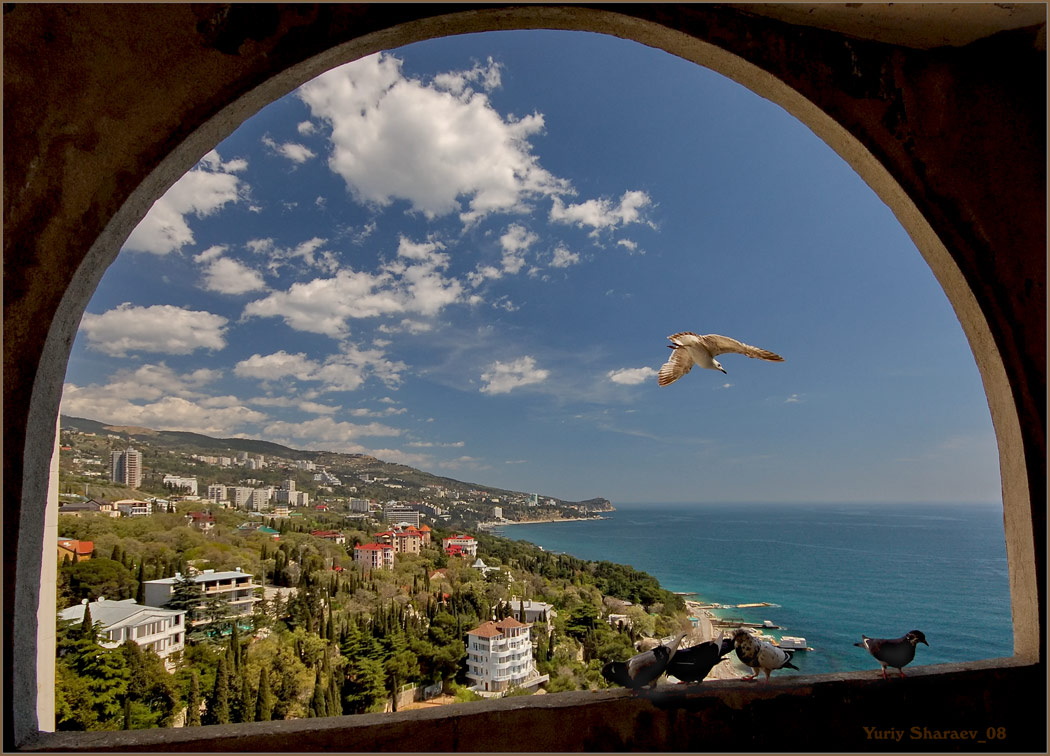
666, 638, 735, 683
732, 628, 799, 681
602, 633, 686, 690
658, 332, 784, 386
854, 630, 929, 678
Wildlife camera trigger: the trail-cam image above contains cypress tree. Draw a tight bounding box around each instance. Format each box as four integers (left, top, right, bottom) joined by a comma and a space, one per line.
255, 667, 273, 722
135, 563, 146, 605
123, 694, 132, 730
206, 656, 230, 724
80, 603, 95, 641
185, 671, 202, 727
309, 667, 327, 718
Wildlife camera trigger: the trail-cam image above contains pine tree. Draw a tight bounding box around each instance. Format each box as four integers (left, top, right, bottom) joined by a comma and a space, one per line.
255, 667, 273, 722
80, 603, 95, 641
185, 671, 202, 727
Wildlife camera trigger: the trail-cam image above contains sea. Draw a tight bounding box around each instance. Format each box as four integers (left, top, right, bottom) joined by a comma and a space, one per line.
502, 502, 1013, 676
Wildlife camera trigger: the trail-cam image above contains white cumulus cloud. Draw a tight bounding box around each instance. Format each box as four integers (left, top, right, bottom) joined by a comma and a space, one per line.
194, 246, 266, 295
80, 303, 228, 356
550, 244, 580, 268
262, 135, 317, 164
607, 366, 657, 385
550, 190, 652, 236
122, 150, 246, 255
480, 356, 550, 395
61, 363, 266, 435
297, 52, 572, 225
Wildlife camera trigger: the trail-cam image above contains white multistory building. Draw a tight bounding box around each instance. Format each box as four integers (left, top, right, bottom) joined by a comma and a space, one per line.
58, 598, 186, 669
142, 568, 259, 624
465, 617, 547, 693
207, 484, 227, 503
162, 475, 198, 496
251, 487, 272, 511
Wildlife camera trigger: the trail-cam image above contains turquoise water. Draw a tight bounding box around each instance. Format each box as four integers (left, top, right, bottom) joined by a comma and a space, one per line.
503, 502, 1013, 675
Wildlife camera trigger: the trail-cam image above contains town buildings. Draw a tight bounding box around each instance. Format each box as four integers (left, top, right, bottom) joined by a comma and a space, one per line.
353, 543, 394, 571
109, 447, 142, 488
383, 503, 421, 527
58, 597, 187, 669
57, 537, 93, 564
465, 617, 547, 694
442, 534, 478, 557
142, 568, 259, 624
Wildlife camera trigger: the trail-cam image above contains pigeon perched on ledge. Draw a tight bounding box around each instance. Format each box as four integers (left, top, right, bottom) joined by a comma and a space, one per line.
658, 332, 784, 386
732, 628, 799, 681
602, 633, 686, 690
855, 630, 929, 678
666, 637, 735, 683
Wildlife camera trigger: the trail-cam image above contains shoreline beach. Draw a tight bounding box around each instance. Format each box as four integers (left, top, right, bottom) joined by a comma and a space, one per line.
683, 599, 744, 680
486, 516, 608, 527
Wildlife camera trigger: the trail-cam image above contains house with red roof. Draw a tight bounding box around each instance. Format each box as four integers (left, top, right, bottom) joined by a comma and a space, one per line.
186, 511, 216, 533
57, 537, 93, 564
354, 542, 394, 571
442, 534, 477, 557
310, 530, 346, 544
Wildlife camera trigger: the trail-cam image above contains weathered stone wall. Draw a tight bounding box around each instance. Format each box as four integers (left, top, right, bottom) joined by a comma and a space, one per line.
20, 662, 1046, 752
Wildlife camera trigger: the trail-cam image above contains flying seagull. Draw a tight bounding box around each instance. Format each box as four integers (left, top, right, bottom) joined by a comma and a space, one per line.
732, 628, 799, 681
854, 630, 929, 678
602, 632, 686, 690
658, 332, 784, 386
666, 637, 735, 683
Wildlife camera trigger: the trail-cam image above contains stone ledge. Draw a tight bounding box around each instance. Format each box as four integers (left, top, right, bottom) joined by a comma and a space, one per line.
20, 658, 1046, 752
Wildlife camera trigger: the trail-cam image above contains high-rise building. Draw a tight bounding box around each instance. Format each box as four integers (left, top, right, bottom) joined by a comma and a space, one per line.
110, 447, 143, 489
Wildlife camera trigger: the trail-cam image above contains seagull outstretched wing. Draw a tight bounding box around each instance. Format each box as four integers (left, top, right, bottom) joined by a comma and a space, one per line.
699, 333, 784, 361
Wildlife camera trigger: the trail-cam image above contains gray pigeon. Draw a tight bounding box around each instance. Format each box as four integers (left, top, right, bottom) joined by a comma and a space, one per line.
666, 637, 735, 683
602, 633, 685, 690
732, 628, 799, 681
854, 630, 929, 678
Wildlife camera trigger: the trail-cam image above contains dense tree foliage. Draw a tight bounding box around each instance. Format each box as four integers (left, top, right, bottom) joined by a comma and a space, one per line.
53, 505, 689, 730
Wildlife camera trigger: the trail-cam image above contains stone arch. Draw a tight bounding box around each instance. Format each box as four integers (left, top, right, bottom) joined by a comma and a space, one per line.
4, 4, 1044, 748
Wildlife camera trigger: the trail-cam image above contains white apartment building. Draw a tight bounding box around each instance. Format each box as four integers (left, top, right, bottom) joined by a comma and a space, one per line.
58, 597, 186, 669
110, 447, 142, 488
493, 506, 503, 519
465, 617, 547, 693
229, 486, 254, 508
142, 568, 259, 623
348, 498, 370, 513
383, 504, 420, 527
207, 484, 227, 503
251, 487, 272, 511
295, 460, 316, 471
162, 475, 198, 496
114, 499, 151, 517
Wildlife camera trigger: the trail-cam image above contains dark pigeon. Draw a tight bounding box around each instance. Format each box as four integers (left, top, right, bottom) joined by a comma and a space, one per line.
732, 628, 799, 681
602, 633, 685, 690
855, 630, 929, 678
666, 638, 734, 683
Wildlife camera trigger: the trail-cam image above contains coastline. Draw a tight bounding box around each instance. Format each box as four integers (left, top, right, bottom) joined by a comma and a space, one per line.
683, 599, 744, 680
485, 515, 608, 527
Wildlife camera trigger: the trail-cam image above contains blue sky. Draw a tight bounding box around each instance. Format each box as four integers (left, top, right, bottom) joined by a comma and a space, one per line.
61, 31, 1001, 505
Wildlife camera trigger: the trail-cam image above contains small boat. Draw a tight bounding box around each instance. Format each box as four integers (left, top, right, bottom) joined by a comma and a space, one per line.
777, 635, 810, 650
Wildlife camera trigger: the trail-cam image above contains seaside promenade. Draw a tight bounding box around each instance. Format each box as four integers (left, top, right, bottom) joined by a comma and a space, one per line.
684, 600, 742, 680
